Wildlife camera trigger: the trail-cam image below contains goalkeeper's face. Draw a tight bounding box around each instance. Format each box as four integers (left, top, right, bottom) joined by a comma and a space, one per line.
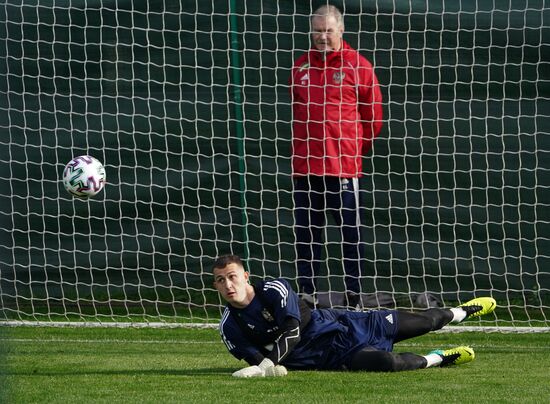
213, 263, 253, 308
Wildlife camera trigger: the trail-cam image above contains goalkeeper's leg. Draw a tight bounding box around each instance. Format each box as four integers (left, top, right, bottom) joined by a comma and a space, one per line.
348, 348, 427, 372
348, 346, 475, 372
394, 297, 497, 343
394, 309, 453, 343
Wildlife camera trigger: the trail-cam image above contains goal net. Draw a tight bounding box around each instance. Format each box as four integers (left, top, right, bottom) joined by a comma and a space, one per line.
1, 1, 549, 330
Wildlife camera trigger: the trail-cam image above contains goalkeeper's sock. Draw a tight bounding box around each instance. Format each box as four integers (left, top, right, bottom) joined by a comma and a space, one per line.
423, 353, 443, 368
449, 307, 467, 323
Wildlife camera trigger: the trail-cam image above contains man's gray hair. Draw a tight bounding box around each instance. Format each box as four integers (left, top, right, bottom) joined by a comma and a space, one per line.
311, 5, 344, 29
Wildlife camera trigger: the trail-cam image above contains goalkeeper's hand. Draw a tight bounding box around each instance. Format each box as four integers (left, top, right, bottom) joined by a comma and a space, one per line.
232, 358, 288, 378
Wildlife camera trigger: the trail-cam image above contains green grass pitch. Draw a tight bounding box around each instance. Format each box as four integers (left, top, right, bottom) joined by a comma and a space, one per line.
1, 326, 549, 403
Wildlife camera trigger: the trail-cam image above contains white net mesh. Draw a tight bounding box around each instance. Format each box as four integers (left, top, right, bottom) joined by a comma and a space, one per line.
0, 1, 549, 329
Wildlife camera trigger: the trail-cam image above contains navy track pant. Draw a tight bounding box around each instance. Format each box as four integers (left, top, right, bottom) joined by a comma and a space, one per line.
293, 176, 364, 294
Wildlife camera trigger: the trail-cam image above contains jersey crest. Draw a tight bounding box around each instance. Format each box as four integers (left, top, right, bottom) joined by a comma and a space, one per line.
261, 308, 275, 322
333, 71, 345, 84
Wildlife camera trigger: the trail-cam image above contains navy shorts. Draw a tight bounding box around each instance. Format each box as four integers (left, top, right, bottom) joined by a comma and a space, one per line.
282, 308, 399, 370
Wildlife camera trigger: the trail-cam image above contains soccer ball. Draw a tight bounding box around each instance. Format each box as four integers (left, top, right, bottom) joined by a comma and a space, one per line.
62, 155, 106, 199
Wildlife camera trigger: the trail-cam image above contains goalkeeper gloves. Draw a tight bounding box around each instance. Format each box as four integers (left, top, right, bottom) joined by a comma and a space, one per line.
231, 358, 288, 378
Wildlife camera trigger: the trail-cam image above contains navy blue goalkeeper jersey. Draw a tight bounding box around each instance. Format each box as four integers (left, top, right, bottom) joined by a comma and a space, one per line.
219, 278, 399, 370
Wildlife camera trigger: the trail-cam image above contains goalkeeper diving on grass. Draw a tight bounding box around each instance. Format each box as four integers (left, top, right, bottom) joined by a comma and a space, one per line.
213, 255, 496, 377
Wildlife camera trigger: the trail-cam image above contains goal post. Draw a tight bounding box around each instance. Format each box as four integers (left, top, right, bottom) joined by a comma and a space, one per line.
1, 1, 549, 330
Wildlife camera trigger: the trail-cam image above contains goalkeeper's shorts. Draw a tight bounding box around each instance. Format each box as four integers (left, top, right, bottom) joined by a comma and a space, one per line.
281, 308, 399, 370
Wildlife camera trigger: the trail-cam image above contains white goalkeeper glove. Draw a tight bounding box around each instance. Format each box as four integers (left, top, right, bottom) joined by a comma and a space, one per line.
232, 365, 264, 378
264, 364, 288, 377
232, 358, 288, 378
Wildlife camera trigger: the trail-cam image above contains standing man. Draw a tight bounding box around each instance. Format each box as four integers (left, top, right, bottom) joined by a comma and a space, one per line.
289, 5, 383, 307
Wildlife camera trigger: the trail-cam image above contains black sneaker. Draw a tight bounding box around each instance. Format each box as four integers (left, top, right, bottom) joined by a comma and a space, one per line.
345, 292, 361, 310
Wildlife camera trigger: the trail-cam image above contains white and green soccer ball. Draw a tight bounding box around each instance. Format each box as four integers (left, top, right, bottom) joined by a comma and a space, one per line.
62, 155, 106, 199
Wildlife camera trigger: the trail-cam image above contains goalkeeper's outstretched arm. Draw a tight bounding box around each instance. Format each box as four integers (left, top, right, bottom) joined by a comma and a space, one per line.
234, 317, 301, 378
244, 317, 301, 366
267, 317, 301, 364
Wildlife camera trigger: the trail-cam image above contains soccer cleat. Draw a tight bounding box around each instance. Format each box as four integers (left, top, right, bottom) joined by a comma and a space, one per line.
458, 297, 497, 320
430, 346, 475, 367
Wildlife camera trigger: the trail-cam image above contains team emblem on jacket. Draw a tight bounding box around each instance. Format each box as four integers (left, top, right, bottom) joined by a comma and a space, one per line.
333, 71, 345, 84
340, 178, 349, 190
261, 308, 275, 322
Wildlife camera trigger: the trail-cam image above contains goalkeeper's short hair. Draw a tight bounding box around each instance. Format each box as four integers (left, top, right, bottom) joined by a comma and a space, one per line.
212, 254, 244, 272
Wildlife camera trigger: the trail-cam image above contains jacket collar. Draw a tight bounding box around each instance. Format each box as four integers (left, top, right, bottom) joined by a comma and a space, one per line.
308, 40, 352, 63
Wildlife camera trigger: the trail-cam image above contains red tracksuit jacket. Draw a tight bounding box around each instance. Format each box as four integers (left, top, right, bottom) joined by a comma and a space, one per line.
289, 40, 383, 178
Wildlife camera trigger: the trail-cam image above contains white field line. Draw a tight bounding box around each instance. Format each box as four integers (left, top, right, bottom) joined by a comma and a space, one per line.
1, 321, 549, 333
0, 321, 218, 329
0, 338, 219, 344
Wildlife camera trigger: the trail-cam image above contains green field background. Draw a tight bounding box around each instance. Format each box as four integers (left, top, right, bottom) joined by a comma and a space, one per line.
1, 1, 549, 319
2, 326, 550, 403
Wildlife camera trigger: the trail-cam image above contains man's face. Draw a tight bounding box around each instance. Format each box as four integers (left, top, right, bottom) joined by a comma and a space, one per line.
311, 14, 343, 52
213, 263, 251, 308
